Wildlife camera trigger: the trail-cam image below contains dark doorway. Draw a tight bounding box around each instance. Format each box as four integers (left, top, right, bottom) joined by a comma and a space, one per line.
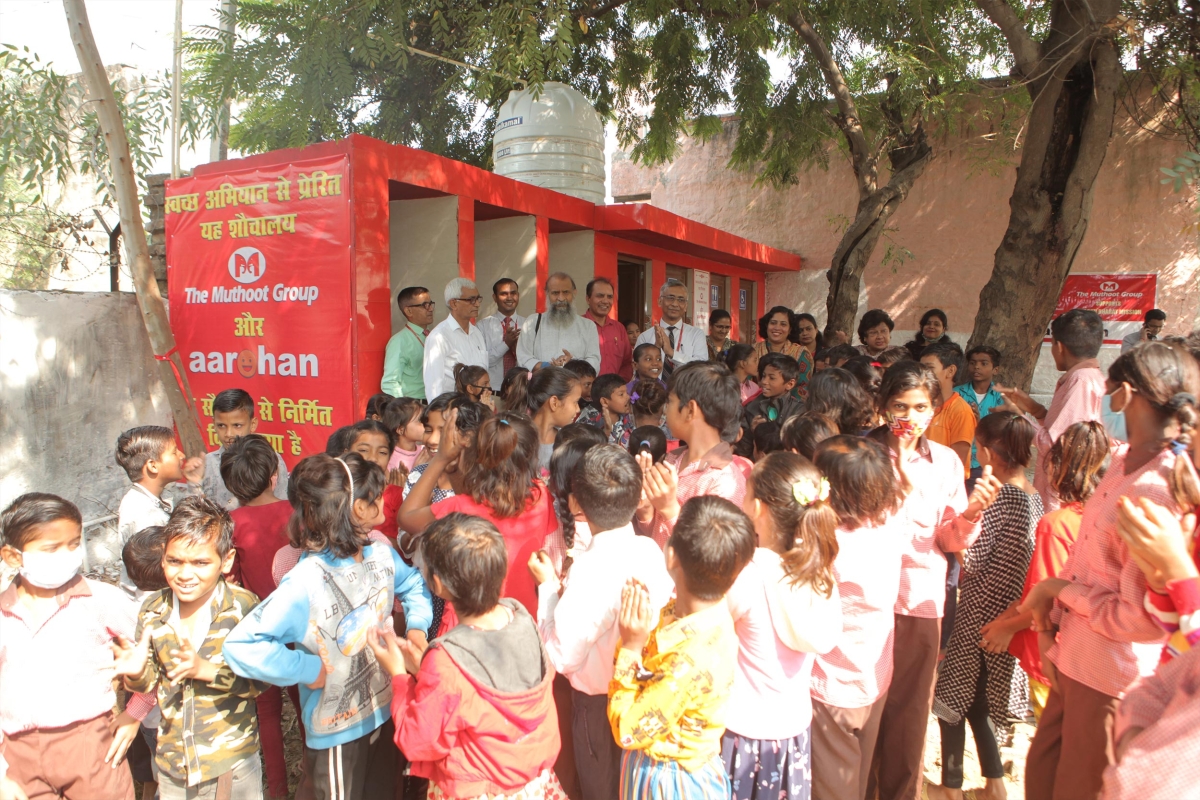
617, 258, 648, 330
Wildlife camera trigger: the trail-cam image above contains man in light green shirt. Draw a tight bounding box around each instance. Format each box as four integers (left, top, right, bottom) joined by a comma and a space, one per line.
382, 286, 434, 399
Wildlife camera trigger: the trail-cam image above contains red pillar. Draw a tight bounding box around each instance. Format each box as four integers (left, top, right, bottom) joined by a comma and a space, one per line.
593, 234, 618, 318
535, 215, 550, 312
457, 195, 474, 281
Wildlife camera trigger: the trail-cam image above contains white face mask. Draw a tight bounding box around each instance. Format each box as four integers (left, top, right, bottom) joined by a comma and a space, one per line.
20, 546, 84, 590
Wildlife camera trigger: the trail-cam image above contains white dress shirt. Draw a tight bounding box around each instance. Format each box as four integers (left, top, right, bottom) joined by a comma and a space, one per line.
516, 311, 602, 373
636, 319, 708, 366
536, 523, 674, 695
476, 311, 526, 389
422, 316, 489, 399
117, 484, 173, 594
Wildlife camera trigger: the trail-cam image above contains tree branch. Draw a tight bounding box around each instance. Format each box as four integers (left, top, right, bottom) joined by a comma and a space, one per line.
973, 0, 1040, 78
783, 7, 875, 194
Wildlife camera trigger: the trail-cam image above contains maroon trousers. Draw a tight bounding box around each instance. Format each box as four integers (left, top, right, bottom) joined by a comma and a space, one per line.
812, 694, 888, 800
1024, 672, 1120, 800
868, 614, 941, 800
5, 713, 135, 800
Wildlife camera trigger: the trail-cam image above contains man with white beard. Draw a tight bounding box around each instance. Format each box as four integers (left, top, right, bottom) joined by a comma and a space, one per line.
516, 272, 602, 372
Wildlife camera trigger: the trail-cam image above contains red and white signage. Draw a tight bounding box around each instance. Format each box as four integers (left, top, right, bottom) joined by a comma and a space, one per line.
165, 155, 353, 467
1048, 273, 1157, 345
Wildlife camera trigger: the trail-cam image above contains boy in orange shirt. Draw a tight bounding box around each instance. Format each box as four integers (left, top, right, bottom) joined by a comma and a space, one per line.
920, 342, 977, 477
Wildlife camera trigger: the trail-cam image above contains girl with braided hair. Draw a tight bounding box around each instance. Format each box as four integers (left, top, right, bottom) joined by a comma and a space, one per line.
1021, 342, 1200, 800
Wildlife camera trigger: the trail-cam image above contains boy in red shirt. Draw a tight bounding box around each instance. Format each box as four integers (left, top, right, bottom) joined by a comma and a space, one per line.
220, 433, 297, 800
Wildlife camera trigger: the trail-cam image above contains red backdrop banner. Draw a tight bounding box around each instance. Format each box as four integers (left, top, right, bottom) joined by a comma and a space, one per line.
1049, 273, 1157, 344
165, 155, 353, 467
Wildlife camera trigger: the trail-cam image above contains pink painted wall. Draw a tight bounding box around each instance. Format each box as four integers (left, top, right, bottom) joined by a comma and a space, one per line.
611, 114, 1200, 341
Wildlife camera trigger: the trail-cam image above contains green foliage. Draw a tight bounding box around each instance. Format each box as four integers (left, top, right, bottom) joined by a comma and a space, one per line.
1160, 150, 1200, 192
0, 44, 208, 203
193, 0, 1013, 185
0, 44, 206, 288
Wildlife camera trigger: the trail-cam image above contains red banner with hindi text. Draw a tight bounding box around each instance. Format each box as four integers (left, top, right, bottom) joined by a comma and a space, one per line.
1047, 273, 1157, 345
165, 156, 353, 467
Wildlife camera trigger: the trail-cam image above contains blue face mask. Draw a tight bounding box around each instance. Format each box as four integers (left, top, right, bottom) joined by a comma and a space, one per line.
1100, 394, 1127, 443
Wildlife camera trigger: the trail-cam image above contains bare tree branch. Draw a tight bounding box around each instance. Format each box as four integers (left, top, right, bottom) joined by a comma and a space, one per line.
784, 7, 875, 196
972, 0, 1040, 78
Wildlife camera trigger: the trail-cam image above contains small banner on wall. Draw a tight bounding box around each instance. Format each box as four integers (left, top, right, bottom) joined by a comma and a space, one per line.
692, 270, 710, 331
1047, 273, 1157, 345
165, 155, 354, 467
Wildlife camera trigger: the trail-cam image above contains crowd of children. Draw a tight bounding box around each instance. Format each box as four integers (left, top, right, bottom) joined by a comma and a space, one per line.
2, 305, 1199, 800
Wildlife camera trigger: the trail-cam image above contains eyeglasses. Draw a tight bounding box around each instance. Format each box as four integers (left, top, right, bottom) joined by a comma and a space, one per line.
454, 295, 483, 305
405, 300, 435, 310
663, 294, 687, 304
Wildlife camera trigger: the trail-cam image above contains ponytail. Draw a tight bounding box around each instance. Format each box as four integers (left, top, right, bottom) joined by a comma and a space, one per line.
519, 366, 579, 417
749, 452, 840, 597
286, 453, 384, 558
462, 412, 539, 517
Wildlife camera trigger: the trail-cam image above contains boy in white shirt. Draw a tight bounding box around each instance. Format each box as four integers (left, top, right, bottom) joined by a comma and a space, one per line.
115, 426, 191, 594
528, 445, 673, 800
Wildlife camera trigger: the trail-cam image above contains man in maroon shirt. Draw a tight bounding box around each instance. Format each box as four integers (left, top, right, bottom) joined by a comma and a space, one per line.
584, 277, 633, 381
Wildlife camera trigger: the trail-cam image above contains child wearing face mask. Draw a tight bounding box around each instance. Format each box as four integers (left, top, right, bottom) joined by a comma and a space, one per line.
865, 362, 1002, 800
0, 493, 155, 800
224, 453, 434, 800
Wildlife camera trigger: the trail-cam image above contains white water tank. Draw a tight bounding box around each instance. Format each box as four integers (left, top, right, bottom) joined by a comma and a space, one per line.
493, 82, 605, 204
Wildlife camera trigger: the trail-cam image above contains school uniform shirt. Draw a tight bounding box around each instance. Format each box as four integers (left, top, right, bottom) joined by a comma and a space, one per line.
477, 312, 526, 390
516, 311, 602, 373
1048, 445, 1177, 699
536, 523, 674, 696
641, 442, 747, 548
1010, 504, 1083, 685
117, 484, 174, 593
1102, 646, 1200, 800
636, 319, 708, 368
423, 316, 489, 400
223, 542, 433, 751
0, 575, 155, 736
229, 500, 293, 601
953, 382, 1006, 469
127, 582, 266, 786
608, 599, 738, 772
927, 391, 977, 479
725, 548, 842, 740
811, 519, 904, 709
202, 446, 290, 511
1032, 359, 1106, 512
387, 445, 423, 473
431, 484, 558, 616
867, 430, 980, 618
382, 321, 428, 399
584, 310, 634, 381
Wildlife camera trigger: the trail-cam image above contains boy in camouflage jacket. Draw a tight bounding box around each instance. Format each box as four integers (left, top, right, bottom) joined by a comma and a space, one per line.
113, 497, 267, 799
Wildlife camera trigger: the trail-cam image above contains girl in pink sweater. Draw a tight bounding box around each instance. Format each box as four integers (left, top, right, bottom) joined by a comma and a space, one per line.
722, 452, 843, 799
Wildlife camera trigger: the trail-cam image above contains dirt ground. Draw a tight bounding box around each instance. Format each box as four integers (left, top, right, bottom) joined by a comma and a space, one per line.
922, 712, 1036, 799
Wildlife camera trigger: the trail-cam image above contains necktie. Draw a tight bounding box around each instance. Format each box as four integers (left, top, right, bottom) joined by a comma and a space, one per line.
667, 326, 677, 349
502, 316, 517, 373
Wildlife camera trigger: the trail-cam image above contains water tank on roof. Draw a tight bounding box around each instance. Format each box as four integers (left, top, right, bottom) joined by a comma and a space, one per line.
492, 82, 605, 204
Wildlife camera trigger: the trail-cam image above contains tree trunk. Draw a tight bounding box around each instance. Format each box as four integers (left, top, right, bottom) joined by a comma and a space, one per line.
825, 137, 934, 340
968, 0, 1122, 389
64, 0, 207, 456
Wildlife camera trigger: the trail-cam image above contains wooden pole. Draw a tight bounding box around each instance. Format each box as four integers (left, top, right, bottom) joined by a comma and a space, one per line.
171, 0, 182, 178
63, 0, 207, 457
209, 0, 236, 162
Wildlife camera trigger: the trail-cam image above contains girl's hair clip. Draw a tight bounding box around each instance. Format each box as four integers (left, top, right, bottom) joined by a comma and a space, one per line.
630, 391, 641, 403
792, 476, 830, 507
498, 418, 511, 426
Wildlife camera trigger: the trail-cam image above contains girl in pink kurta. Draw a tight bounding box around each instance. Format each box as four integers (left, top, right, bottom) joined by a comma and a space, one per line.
722, 452, 843, 800
865, 361, 1003, 800
1021, 342, 1200, 800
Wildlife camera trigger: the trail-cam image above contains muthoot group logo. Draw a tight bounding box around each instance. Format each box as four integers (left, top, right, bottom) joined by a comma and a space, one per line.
229, 247, 266, 284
